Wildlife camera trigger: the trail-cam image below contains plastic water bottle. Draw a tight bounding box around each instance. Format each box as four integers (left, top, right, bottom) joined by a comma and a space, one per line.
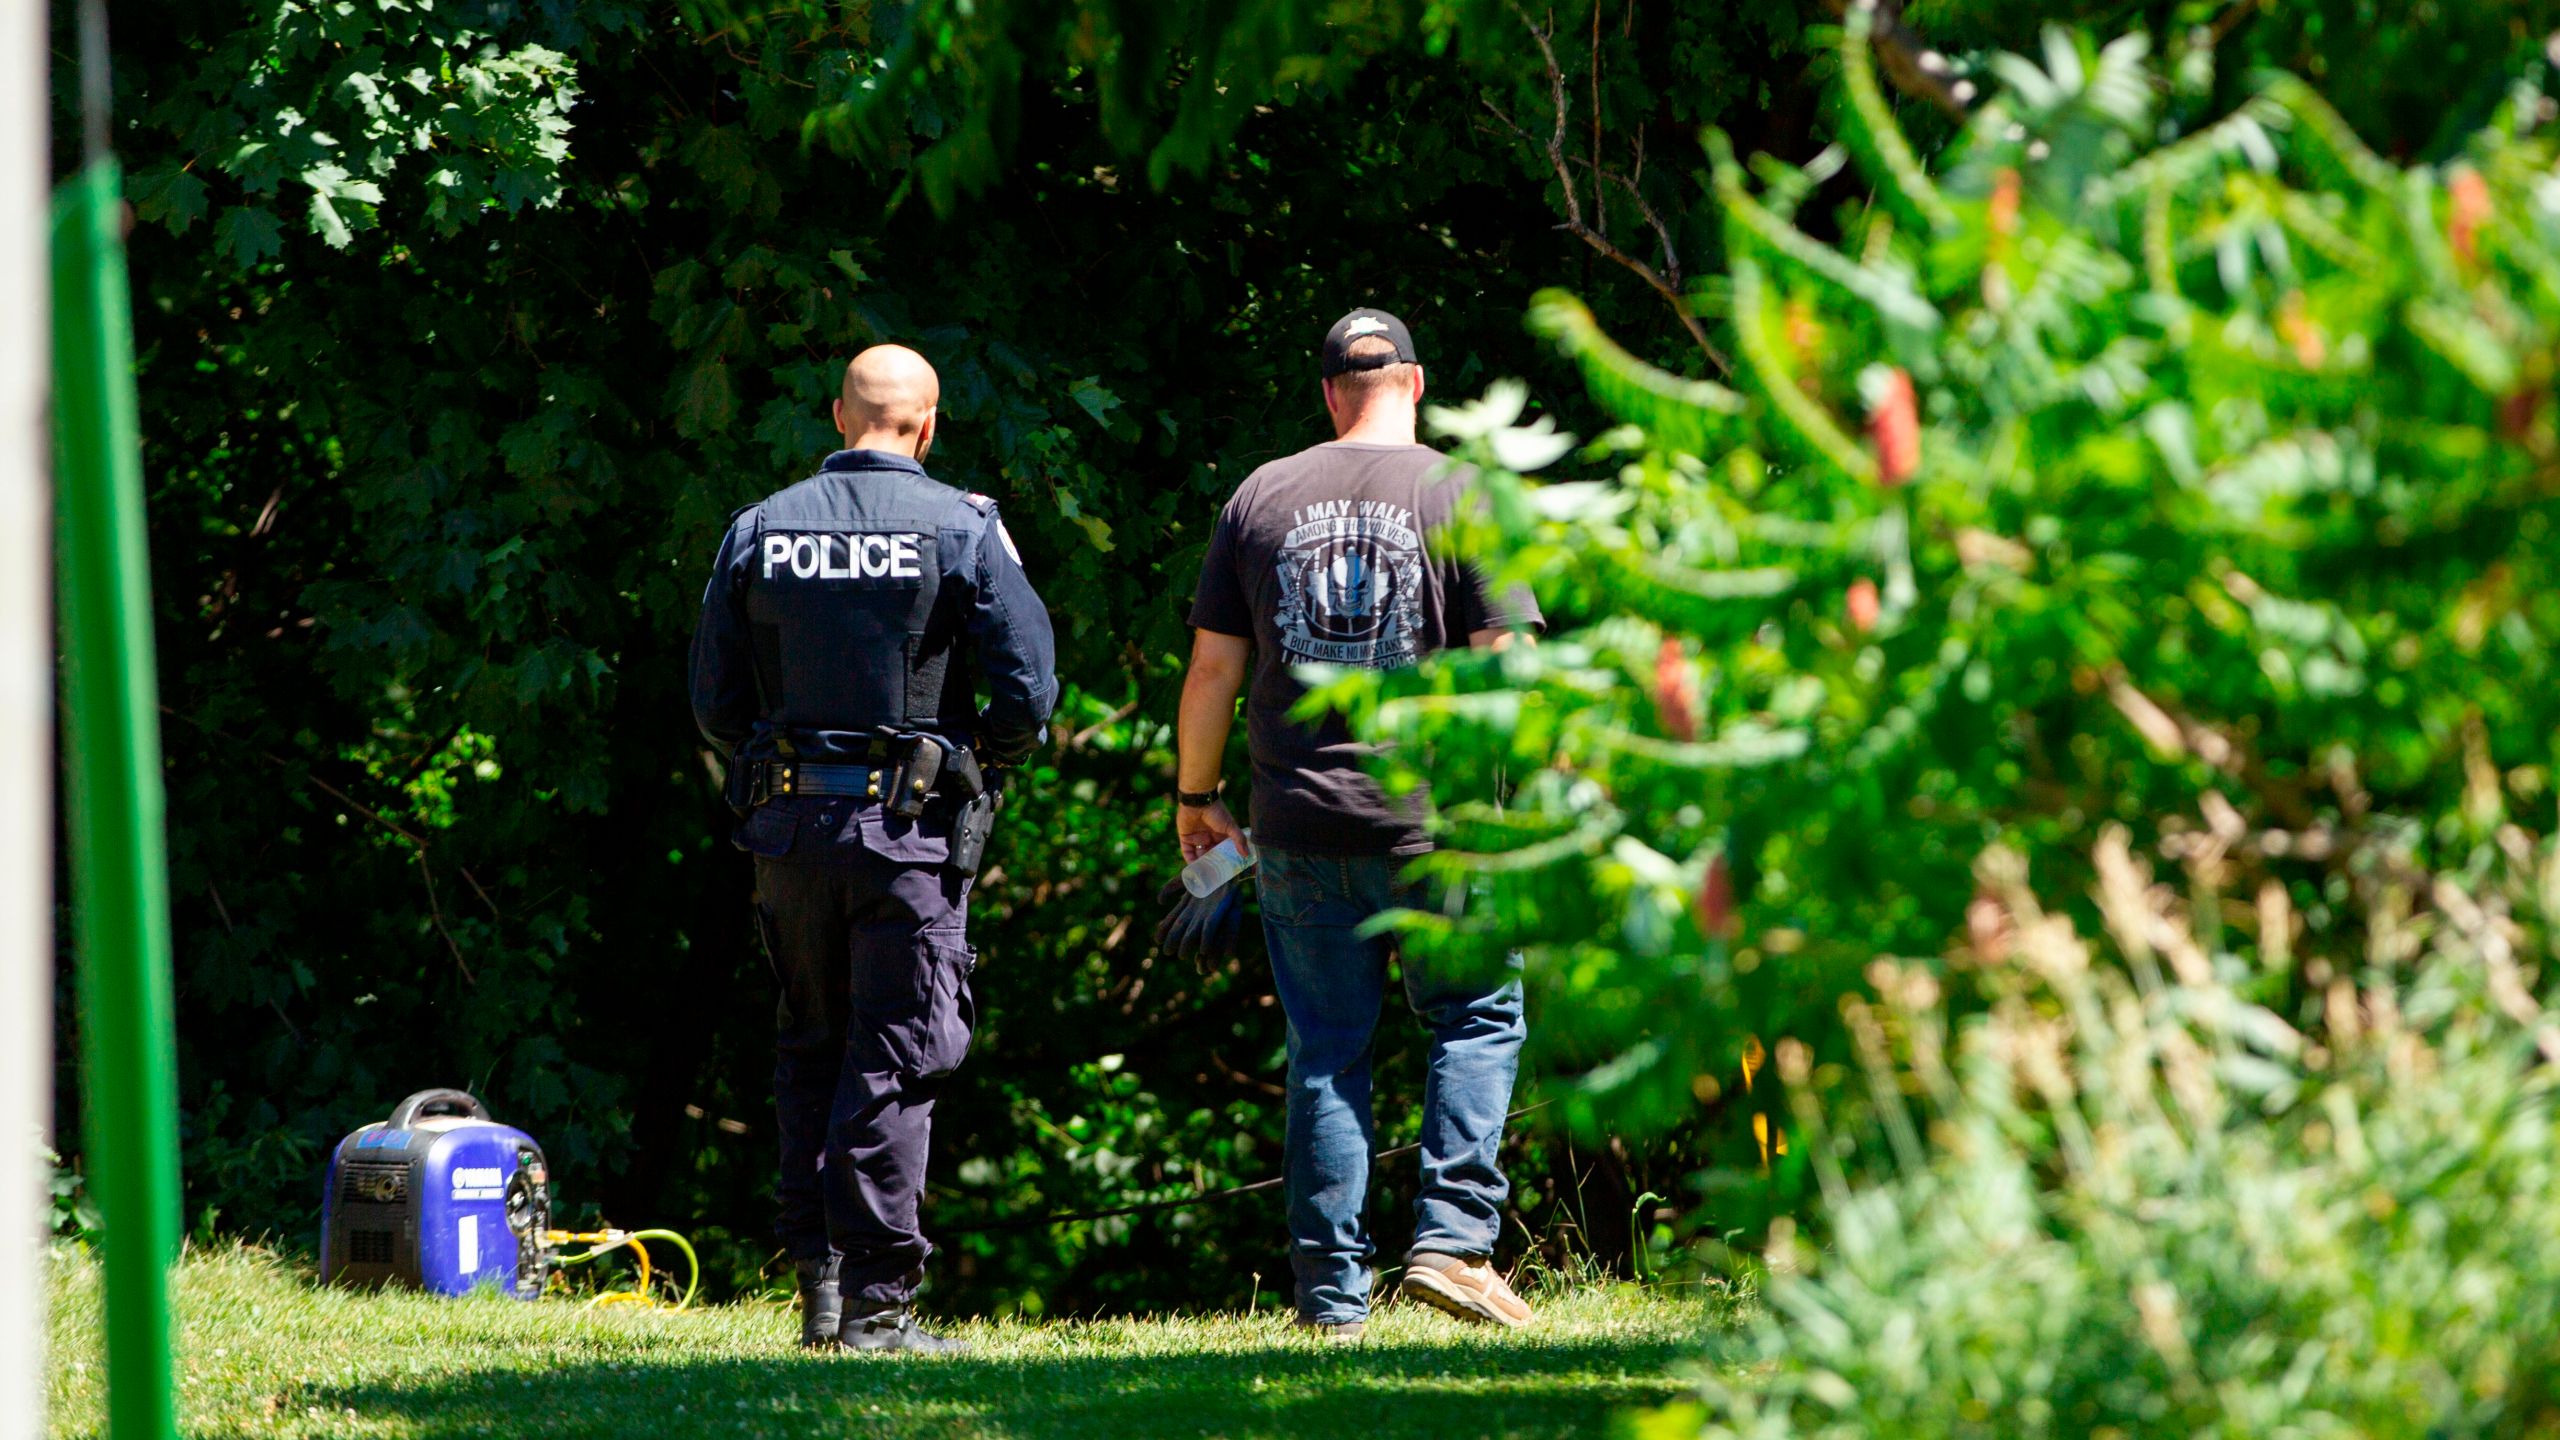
1181, 834, 1256, 898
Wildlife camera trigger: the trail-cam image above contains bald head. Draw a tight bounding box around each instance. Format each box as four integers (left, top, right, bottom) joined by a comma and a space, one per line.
834, 344, 942, 459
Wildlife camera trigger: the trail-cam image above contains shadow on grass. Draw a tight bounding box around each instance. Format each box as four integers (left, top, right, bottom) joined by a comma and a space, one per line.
311, 1328, 1696, 1440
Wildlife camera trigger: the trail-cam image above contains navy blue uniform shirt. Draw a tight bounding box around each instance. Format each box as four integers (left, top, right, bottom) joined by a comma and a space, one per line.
690, 448, 1057, 765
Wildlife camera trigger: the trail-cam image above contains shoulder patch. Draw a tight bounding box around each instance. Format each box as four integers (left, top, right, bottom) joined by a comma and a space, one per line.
961, 491, 997, 515
996, 519, 1022, 565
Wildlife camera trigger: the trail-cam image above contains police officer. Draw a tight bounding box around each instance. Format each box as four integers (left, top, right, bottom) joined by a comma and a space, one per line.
690, 344, 1056, 1353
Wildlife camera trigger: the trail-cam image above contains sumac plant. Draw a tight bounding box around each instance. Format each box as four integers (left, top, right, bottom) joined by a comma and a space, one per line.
1689, 819, 2560, 1437
1309, 7, 2560, 1251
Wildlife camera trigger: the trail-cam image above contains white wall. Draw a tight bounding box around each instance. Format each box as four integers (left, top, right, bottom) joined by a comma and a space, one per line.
0, 0, 54, 1431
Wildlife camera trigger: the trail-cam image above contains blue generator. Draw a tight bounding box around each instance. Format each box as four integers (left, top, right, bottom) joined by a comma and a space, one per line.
320, 1089, 551, 1299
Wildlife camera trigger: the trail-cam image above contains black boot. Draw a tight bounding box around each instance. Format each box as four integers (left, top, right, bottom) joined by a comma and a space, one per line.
795, 1257, 842, 1349
839, 1304, 971, 1355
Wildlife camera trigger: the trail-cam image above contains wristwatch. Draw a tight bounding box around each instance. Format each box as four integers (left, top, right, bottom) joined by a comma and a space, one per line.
1176, 784, 1222, 809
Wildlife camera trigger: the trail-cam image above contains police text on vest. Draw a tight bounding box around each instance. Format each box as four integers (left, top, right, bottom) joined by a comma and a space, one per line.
763, 532, 925, 581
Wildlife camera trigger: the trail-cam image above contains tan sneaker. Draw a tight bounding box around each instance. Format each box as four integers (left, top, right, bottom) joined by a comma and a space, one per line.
1399, 1253, 1533, 1328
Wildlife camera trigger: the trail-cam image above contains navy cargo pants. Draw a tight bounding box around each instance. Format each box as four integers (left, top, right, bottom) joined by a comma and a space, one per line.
738, 793, 977, 1312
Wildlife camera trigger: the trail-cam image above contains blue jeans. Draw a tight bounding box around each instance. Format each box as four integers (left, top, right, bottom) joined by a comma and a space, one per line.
1256, 845, 1526, 1324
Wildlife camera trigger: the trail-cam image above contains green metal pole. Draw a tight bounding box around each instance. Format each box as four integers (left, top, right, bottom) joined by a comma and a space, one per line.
53, 153, 182, 1440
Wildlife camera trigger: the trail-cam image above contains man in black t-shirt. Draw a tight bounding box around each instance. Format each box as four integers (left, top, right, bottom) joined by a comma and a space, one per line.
1177, 309, 1541, 1338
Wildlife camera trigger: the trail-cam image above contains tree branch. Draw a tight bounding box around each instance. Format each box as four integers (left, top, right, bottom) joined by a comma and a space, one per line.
210, 869, 305, 1040
1576, 151, 1681, 293
417, 853, 476, 985
1068, 699, 1141, 751
1485, 6, 1731, 374
161, 702, 500, 969
1826, 0, 1968, 118
300, 769, 429, 847
459, 865, 504, 923
1513, 4, 1583, 232
1590, 1, 1604, 243
2208, 0, 2264, 46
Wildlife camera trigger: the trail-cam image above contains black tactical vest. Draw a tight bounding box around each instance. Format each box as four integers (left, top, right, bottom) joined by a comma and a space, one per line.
741, 466, 974, 743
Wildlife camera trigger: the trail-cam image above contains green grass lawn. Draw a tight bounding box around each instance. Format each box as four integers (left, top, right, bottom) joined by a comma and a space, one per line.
44, 1247, 1721, 1439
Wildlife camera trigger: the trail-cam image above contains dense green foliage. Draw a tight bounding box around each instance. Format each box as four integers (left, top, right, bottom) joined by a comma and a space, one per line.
1694, 831, 2560, 1436
1320, 3, 2560, 1196
83, 0, 1839, 1311
1304, 12, 2560, 1431
63, 0, 2560, 1324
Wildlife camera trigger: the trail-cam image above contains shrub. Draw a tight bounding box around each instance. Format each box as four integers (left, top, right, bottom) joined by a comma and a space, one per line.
1311, 13, 2560, 1209
1689, 823, 2560, 1437
1302, 9, 2560, 1414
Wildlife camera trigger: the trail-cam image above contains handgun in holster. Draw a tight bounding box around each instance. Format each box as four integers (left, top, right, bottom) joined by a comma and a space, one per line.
945, 750, 1000, 877
879, 733, 999, 875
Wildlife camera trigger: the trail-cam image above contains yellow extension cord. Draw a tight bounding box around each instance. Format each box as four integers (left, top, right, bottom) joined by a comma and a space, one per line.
543, 1227, 701, 1311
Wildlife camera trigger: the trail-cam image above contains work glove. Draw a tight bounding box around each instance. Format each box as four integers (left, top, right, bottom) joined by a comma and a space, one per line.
1154, 874, 1245, 972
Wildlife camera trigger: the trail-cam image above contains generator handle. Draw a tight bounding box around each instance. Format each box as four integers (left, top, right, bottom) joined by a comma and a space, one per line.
387, 1088, 490, 1130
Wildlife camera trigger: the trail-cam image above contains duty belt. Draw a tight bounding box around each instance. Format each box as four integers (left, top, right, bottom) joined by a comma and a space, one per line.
730, 729, 987, 818
727, 735, 1001, 874
749, 760, 916, 802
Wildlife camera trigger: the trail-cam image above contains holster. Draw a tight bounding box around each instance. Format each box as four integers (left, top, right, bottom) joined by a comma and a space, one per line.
949, 785, 1001, 876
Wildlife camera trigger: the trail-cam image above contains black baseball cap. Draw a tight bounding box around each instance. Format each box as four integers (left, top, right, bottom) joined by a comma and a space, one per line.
1320, 308, 1420, 377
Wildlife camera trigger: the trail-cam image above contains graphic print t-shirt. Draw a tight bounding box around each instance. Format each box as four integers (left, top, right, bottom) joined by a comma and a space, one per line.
1188, 442, 1542, 855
